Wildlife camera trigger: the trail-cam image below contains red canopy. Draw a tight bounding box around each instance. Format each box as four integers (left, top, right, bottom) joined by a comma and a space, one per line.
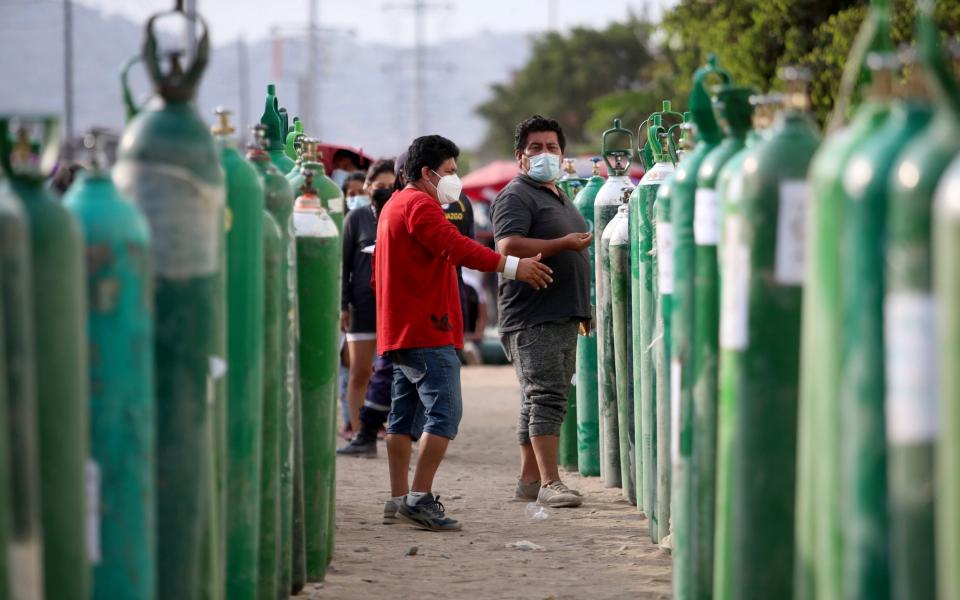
315, 142, 375, 175
462, 156, 645, 202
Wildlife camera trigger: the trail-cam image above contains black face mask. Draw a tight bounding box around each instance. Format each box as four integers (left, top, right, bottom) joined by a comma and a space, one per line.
372, 187, 393, 215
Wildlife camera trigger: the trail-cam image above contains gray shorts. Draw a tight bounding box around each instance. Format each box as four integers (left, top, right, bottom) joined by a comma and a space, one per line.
502, 318, 579, 445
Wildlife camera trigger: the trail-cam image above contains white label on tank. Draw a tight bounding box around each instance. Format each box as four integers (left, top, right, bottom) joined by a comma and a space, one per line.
671, 360, 681, 463
327, 196, 344, 213
86, 459, 101, 564
694, 188, 720, 246
639, 162, 675, 186
656, 222, 675, 294
113, 161, 225, 278
720, 216, 750, 350
885, 292, 939, 444
775, 180, 809, 285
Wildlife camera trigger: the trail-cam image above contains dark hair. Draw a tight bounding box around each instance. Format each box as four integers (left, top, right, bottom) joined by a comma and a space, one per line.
341, 172, 365, 195
514, 115, 566, 153
403, 135, 459, 182
366, 158, 396, 184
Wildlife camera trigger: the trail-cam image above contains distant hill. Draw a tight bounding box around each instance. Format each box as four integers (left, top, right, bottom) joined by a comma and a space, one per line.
0, 2, 531, 157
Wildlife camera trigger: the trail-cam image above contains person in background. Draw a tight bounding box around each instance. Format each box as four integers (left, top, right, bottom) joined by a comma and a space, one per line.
342, 172, 367, 212
376, 134, 553, 532
331, 148, 363, 187
338, 159, 397, 457
491, 115, 592, 508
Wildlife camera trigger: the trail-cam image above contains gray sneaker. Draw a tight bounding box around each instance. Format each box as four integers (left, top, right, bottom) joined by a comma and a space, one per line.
336, 436, 376, 458
397, 493, 462, 532
383, 498, 400, 525
514, 478, 541, 501
537, 481, 583, 508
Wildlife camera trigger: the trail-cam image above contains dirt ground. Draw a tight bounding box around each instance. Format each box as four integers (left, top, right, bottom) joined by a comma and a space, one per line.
300, 365, 672, 600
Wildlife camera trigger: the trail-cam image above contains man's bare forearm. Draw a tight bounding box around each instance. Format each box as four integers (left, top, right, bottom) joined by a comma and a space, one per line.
497, 236, 566, 258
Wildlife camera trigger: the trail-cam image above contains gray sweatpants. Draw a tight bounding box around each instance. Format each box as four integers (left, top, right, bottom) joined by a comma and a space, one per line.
502, 318, 579, 445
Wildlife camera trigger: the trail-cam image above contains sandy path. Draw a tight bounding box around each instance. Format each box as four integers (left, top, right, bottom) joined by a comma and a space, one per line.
300, 365, 672, 600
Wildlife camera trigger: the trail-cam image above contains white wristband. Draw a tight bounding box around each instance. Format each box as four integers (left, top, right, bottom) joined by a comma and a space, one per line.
503, 255, 520, 280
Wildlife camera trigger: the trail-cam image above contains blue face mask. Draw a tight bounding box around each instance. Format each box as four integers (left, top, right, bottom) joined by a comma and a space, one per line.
332, 169, 350, 186
347, 195, 371, 211
527, 152, 561, 183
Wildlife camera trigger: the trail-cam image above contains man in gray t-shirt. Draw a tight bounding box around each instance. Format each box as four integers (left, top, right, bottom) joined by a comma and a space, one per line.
491, 115, 592, 508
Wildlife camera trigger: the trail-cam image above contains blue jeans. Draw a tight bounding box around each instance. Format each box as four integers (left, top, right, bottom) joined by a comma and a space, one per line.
387, 345, 463, 441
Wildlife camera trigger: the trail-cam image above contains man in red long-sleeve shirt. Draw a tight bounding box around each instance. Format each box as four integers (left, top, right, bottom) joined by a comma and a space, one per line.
375, 135, 552, 531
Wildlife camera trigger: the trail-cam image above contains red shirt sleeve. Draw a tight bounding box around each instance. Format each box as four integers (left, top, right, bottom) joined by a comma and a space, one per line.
405, 195, 502, 272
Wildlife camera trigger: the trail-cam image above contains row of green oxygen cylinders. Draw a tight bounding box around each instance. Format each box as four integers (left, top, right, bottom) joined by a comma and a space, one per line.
568, 1, 960, 599
0, 6, 345, 600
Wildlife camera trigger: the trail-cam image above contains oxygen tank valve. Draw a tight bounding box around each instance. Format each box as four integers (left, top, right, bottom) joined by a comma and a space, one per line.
563, 159, 577, 177
781, 66, 813, 112
591, 157, 602, 176
249, 124, 268, 151
620, 187, 633, 205
82, 127, 111, 173
211, 107, 236, 136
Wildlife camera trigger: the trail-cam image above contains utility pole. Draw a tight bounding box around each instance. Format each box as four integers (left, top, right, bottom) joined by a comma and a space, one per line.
63, 0, 74, 158
385, 0, 452, 137
238, 35, 250, 144
304, 0, 319, 136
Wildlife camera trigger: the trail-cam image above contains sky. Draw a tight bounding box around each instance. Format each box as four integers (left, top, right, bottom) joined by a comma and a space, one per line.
73, 0, 673, 47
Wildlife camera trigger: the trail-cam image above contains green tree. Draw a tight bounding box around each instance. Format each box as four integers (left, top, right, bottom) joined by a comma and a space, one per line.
475, 17, 657, 157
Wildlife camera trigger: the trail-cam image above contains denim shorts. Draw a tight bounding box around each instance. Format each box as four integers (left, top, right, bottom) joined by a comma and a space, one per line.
387, 345, 463, 441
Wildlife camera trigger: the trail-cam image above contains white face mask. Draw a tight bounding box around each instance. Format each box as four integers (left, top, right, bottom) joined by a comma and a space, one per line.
332, 169, 350, 186
430, 170, 463, 204
347, 195, 371, 211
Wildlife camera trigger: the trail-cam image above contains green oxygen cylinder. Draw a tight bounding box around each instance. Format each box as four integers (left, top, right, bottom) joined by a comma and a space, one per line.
258, 209, 284, 600
934, 146, 960, 600
632, 107, 680, 541
214, 108, 266, 600
112, 12, 225, 599
837, 52, 933, 600
794, 4, 894, 598
671, 55, 729, 600
261, 85, 296, 176
294, 168, 340, 581
0, 304, 8, 599
607, 188, 636, 504
718, 70, 820, 600
0, 154, 44, 599
712, 95, 776, 600
64, 129, 154, 600
595, 119, 635, 488
1, 116, 90, 600
557, 158, 587, 473
690, 83, 753, 599
654, 114, 689, 550
244, 125, 299, 599
285, 118, 304, 162
885, 3, 960, 598
287, 139, 345, 233
573, 158, 605, 477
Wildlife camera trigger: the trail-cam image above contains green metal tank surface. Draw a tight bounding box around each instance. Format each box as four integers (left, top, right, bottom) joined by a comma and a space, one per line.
884, 4, 960, 597
244, 126, 299, 599
0, 172, 44, 599
215, 109, 267, 600
573, 161, 604, 477
259, 210, 284, 600
261, 85, 297, 176
285, 118, 304, 161
690, 84, 753, 600
608, 195, 636, 504
287, 139, 345, 233
112, 13, 225, 599
794, 4, 894, 598
836, 56, 933, 600
934, 152, 960, 600
594, 120, 634, 488
671, 56, 727, 600
1, 116, 90, 600
654, 169, 676, 551
64, 130, 155, 600
718, 85, 820, 600
294, 171, 340, 581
